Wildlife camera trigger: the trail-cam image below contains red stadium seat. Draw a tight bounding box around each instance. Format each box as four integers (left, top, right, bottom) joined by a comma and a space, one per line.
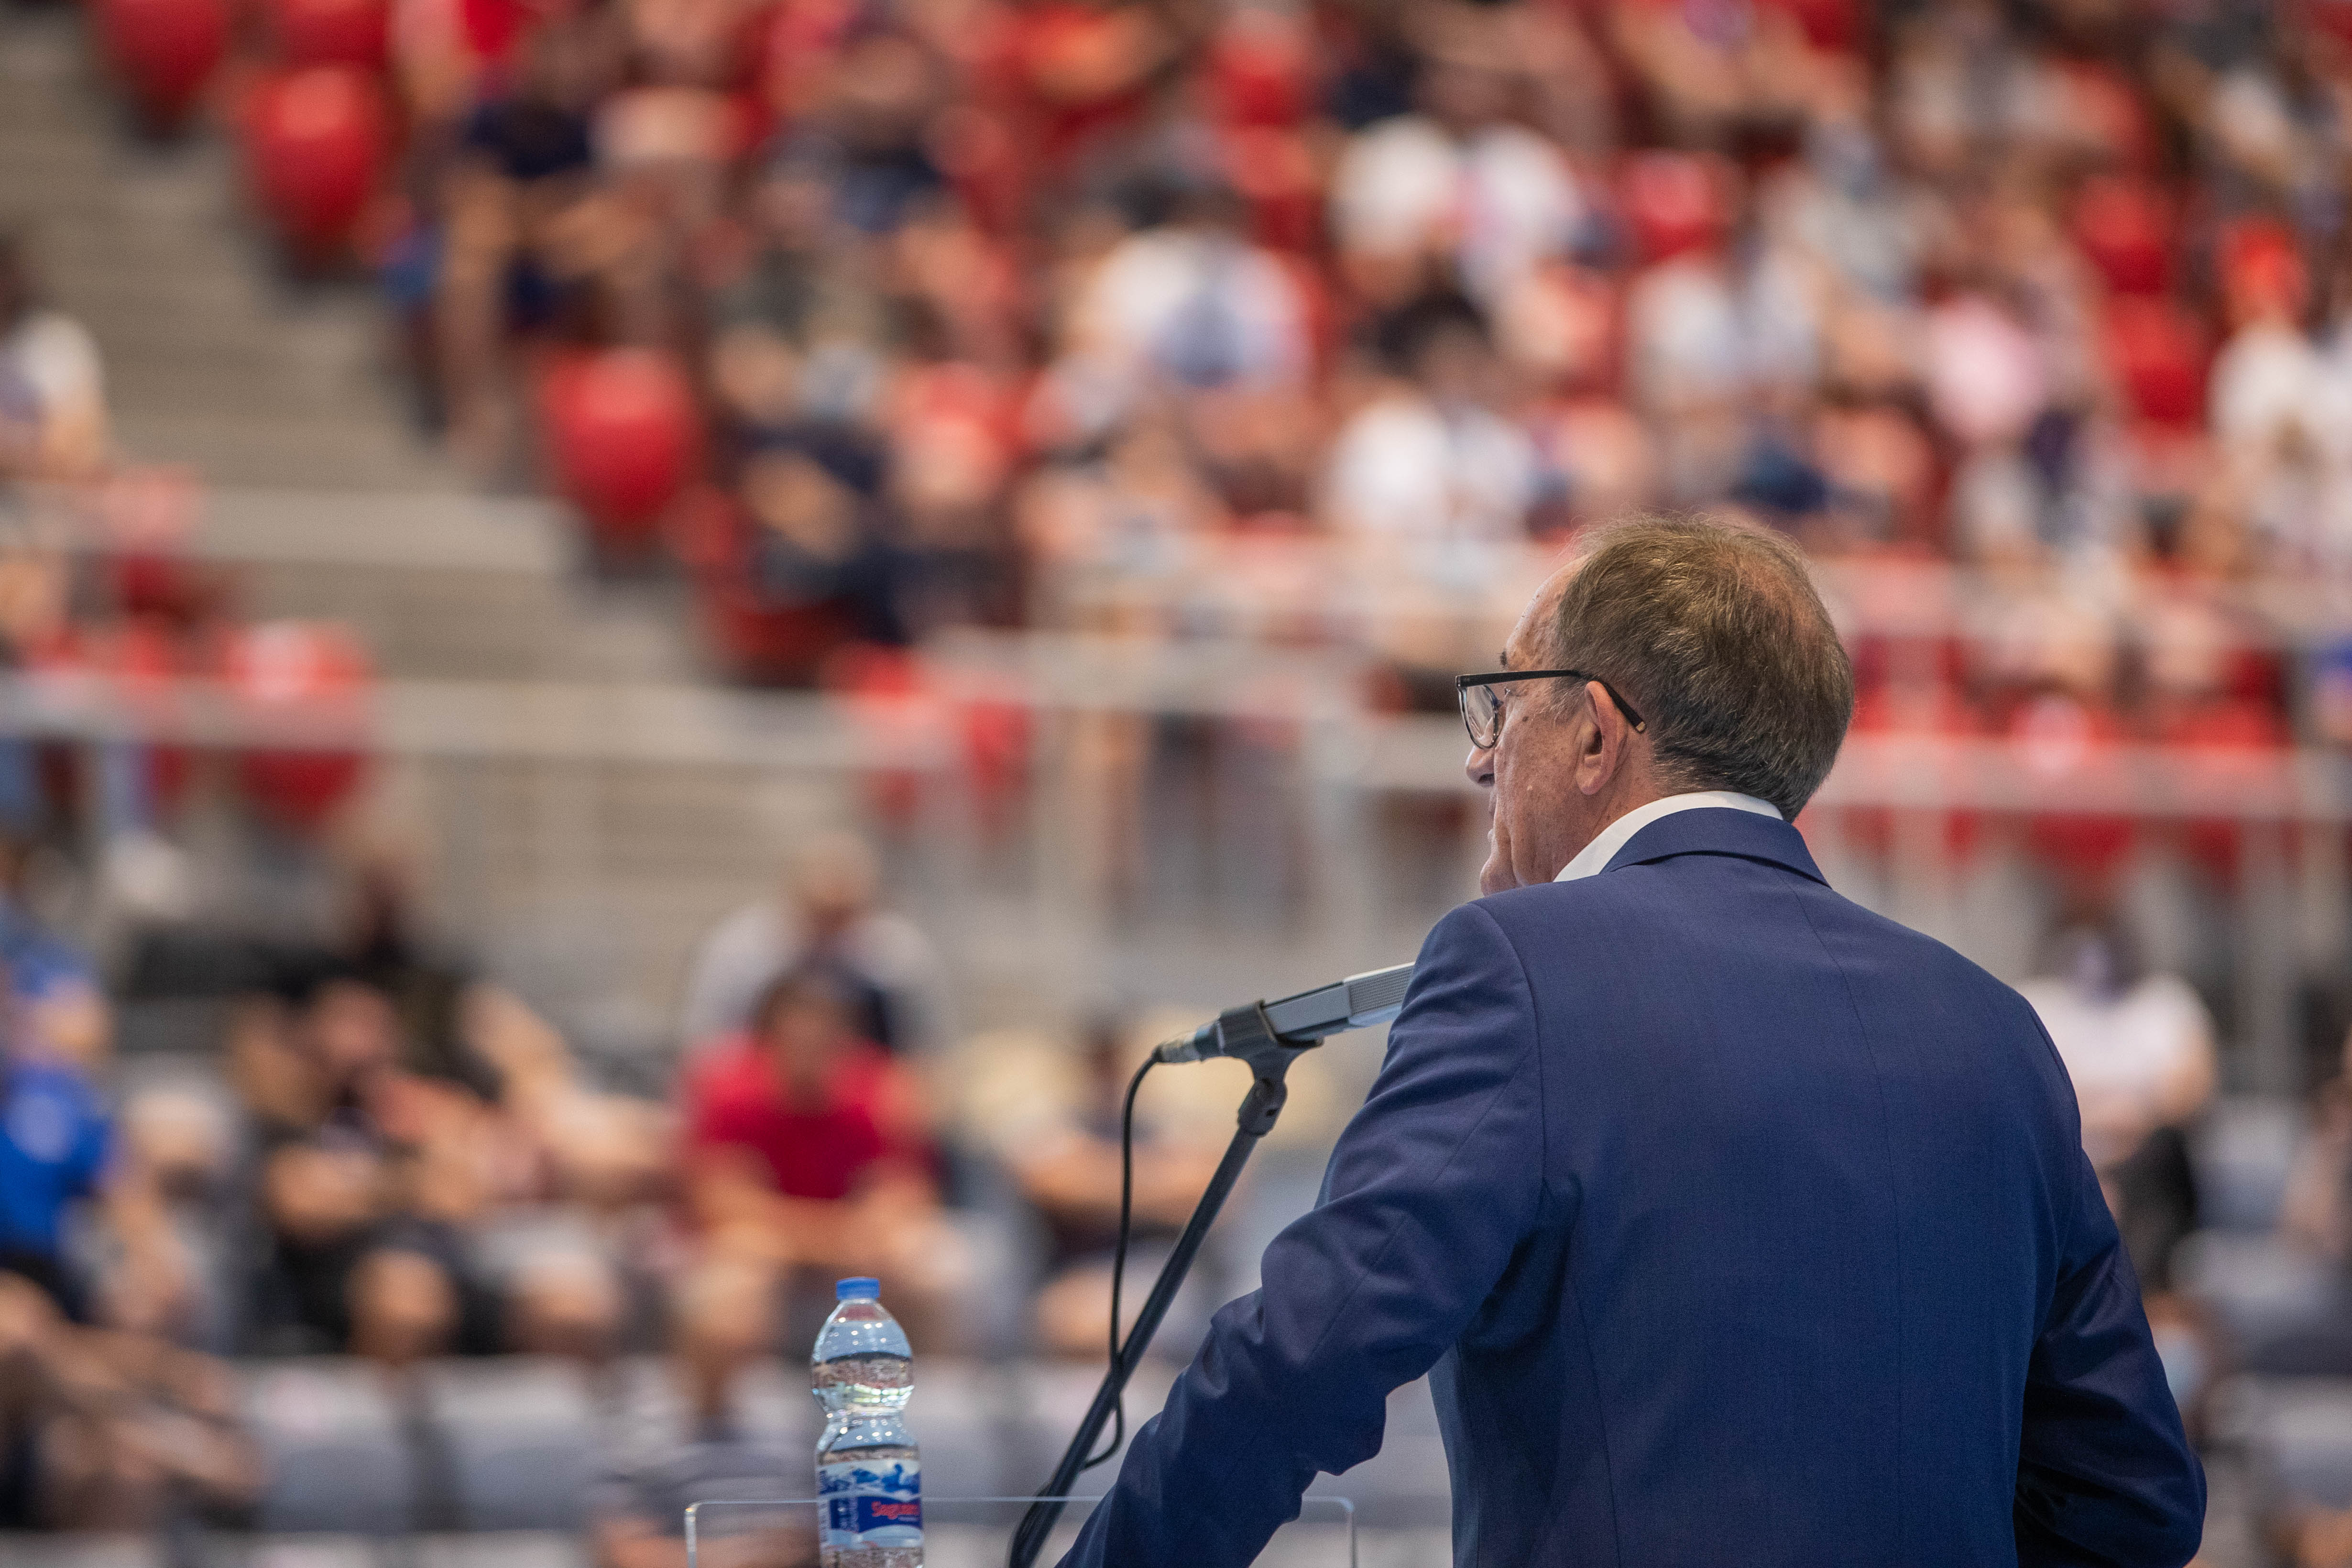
2102, 296, 2208, 428
1760, 0, 1858, 51
2160, 698, 2291, 883
674, 486, 856, 684
2009, 692, 2136, 892
241, 66, 391, 260
94, 0, 230, 131
1619, 152, 1727, 266
97, 466, 216, 628
1223, 127, 1322, 254
1840, 683, 1986, 869
2072, 175, 2173, 297
537, 350, 703, 550
823, 644, 1029, 833
1208, 11, 1313, 129
2220, 218, 2307, 324
269, 0, 391, 71
219, 621, 372, 831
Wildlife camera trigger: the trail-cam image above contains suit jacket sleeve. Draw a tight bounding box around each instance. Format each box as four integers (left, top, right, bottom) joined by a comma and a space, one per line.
1058, 902, 1549, 1568
2013, 1139, 2206, 1567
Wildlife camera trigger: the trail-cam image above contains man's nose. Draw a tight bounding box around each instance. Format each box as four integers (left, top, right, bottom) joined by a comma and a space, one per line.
1465, 745, 1495, 789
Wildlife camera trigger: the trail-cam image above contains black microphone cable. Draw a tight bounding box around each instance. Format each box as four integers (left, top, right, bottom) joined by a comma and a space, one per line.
1079, 1052, 1155, 1473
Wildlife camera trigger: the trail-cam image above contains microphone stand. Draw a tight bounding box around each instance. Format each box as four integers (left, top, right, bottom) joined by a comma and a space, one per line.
1005, 1000, 1301, 1568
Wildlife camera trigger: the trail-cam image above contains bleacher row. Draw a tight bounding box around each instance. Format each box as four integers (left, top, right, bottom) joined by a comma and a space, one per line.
0, 1357, 1445, 1560
0, 1096, 2329, 1563
2178, 1099, 2352, 1540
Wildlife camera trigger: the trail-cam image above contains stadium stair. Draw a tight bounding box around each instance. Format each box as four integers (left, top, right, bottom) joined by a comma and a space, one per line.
0, 3, 864, 1050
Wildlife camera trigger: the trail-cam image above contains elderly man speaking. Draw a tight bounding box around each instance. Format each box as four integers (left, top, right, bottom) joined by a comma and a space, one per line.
1059, 515, 2204, 1568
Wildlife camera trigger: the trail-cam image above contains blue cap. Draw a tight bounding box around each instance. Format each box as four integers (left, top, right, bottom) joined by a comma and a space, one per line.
836, 1277, 881, 1301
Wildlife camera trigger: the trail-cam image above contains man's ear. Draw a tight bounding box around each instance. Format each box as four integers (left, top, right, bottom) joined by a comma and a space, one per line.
1573, 706, 1611, 795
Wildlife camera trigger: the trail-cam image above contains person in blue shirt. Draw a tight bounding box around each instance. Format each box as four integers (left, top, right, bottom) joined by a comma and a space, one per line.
0, 1026, 110, 1316
0, 888, 116, 1317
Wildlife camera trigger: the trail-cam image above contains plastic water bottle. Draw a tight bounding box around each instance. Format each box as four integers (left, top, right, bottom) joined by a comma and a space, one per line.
813, 1277, 921, 1568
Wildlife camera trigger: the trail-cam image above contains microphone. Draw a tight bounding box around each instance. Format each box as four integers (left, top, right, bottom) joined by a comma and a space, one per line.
1153, 963, 1415, 1065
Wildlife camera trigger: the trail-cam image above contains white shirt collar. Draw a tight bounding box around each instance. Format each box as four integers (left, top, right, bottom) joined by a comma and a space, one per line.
1553, 791, 1784, 883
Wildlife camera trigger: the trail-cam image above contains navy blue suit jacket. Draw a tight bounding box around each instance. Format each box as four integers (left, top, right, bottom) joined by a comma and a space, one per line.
1059, 807, 2204, 1568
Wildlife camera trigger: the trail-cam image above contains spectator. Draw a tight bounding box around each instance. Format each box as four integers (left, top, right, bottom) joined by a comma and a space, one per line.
0, 230, 108, 483
1066, 177, 1311, 409
1327, 3, 1590, 313
2210, 227, 2352, 574
341, 855, 511, 1097
1320, 292, 1537, 585
0, 1272, 259, 1530
1623, 159, 1824, 508
0, 874, 111, 1077
434, 11, 636, 471
110, 1083, 237, 1351
1018, 406, 1225, 589
678, 831, 952, 1055
2017, 920, 2217, 1291
777, 32, 948, 240
504, 1246, 628, 1364
0, 931, 191, 1349
347, 1245, 460, 1368
989, 1015, 1222, 1357
1610, 0, 1825, 149
231, 969, 505, 1355
2276, 1024, 2352, 1267
704, 165, 853, 444
0, 976, 115, 1314
678, 966, 961, 1343
737, 438, 906, 647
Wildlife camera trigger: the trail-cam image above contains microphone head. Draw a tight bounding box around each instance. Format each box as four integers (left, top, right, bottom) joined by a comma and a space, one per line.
1342, 964, 1413, 1026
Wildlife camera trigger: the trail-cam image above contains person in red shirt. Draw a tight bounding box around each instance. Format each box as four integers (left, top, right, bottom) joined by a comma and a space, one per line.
679, 966, 958, 1343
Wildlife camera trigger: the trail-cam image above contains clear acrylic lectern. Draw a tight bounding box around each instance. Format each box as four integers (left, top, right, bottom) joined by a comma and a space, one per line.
684, 1494, 1359, 1568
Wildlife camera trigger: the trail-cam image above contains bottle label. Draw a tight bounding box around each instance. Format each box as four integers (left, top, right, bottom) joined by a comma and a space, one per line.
818, 1458, 921, 1548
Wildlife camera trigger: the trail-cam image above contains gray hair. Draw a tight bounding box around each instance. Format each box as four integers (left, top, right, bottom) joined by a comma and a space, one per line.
1542, 514, 1854, 820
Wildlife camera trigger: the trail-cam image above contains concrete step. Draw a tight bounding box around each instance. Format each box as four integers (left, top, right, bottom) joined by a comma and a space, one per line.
110, 411, 454, 491
105, 311, 386, 362
0, 142, 116, 182
102, 363, 397, 424
39, 268, 281, 325
0, 0, 801, 1036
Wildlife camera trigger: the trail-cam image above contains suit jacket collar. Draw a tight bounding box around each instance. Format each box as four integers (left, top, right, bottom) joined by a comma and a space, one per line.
1601, 806, 1827, 885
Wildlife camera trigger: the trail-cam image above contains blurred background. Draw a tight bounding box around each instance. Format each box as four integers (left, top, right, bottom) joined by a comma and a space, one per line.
4, 0, 2352, 1557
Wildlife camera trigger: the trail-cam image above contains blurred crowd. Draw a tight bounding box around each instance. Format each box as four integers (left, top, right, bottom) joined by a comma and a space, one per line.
0, 819, 1270, 1560
17, 799, 2352, 1559
28, 0, 2352, 1556
0, 230, 378, 866
327, 0, 2352, 747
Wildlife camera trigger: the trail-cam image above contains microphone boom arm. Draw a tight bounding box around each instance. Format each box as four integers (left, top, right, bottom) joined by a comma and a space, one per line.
1006, 964, 1411, 1568
1151, 963, 1414, 1064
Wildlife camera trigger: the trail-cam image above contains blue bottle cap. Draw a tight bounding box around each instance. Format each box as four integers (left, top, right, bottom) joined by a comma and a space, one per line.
836, 1276, 882, 1301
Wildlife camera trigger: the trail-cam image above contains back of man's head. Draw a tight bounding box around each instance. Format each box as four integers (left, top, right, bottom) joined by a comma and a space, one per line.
1548, 514, 1854, 821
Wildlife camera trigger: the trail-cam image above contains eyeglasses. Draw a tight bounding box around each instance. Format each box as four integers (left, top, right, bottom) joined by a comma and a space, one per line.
1455, 669, 1646, 751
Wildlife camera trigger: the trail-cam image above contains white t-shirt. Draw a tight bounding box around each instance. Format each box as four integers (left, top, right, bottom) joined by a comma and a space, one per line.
2211, 319, 2352, 462
2017, 972, 2212, 1167
1321, 392, 1537, 552
1073, 227, 1309, 393
676, 899, 955, 1057
1329, 116, 1585, 306
0, 311, 104, 447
